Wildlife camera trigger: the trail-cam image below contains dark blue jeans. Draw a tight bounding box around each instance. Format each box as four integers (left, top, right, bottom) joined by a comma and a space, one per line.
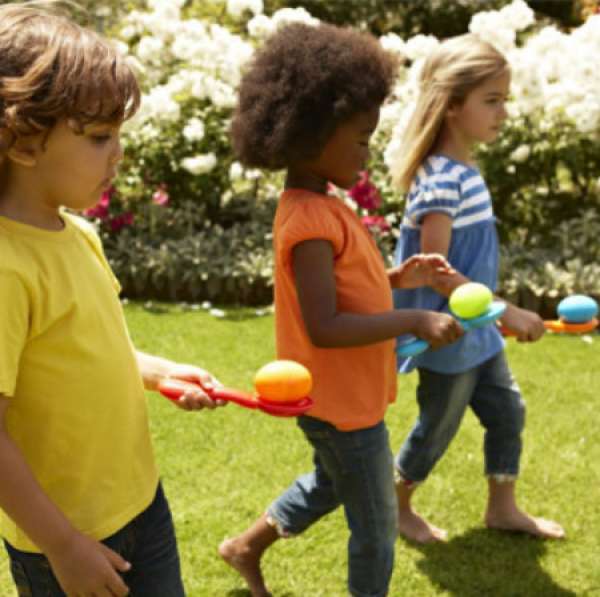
396, 351, 526, 483
4, 482, 185, 597
268, 416, 398, 597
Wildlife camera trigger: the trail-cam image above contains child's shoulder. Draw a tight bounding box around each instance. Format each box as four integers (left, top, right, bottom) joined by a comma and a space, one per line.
278, 190, 346, 220
63, 211, 98, 236
63, 211, 103, 249
419, 154, 476, 183
409, 155, 485, 203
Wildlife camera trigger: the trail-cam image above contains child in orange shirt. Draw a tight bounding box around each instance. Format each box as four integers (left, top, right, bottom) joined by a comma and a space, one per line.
219, 23, 463, 597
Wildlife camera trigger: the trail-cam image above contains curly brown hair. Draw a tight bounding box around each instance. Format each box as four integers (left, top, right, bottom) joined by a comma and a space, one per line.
0, 2, 140, 156
231, 22, 398, 170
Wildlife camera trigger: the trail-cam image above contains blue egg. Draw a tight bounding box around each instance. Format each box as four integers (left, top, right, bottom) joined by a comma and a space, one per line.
557, 295, 599, 323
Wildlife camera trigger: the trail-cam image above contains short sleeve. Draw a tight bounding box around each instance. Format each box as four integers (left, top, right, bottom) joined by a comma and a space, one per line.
405, 173, 461, 225
0, 271, 29, 397
276, 198, 346, 267
67, 214, 122, 294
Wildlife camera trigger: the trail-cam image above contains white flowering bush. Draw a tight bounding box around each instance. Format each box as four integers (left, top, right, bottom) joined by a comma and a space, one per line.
95, 0, 599, 304
366, 0, 600, 301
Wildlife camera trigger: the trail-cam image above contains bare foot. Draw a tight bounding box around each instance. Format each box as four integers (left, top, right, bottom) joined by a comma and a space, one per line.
219, 537, 272, 597
485, 509, 565, 539
398, 508, 448, 543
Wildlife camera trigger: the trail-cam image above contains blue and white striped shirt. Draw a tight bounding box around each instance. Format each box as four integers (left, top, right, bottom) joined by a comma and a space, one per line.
394, 154, 504, 374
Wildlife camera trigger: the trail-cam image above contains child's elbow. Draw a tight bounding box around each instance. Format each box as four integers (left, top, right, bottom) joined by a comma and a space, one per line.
305, 324, 337, 348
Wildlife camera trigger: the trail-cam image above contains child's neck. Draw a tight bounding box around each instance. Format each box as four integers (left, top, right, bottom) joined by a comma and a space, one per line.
284, 168, 328, 195
433, 127, 475, 167
0, 192, 64, 231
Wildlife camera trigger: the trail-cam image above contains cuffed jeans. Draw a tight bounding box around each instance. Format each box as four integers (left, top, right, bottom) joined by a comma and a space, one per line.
396, 351, 525, 483
4, 482, 185, 597
268, 416, 398, 597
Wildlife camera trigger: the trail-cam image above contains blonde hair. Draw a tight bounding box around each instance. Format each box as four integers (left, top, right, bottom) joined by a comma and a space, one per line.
0, 2, 140, 158
392, 34, 509, 192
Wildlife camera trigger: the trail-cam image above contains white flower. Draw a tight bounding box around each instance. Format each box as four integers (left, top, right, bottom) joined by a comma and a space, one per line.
137, 36, 164, 63
183, 118, 206, 142
245, 168, 262, 180
120, 25, 138, 40
139, 86, 180, 122
209, 81, 237, 109
500, 0, 535, 32
112, 40, 130, 57
380, 33, 406, 58
227, 0, 264, 19
209, 308, 226, 318
271, 7, 319, 29
510, 145, 531, 163
148, 0, 185, 10
181, 153, 218, 175
229, 162, 244, 180
403, 35, 439, 61
247, 14, 275, 38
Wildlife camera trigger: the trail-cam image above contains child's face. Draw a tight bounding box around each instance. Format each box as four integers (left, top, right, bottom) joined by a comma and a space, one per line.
449, 71, 510, 146
30, 118, 124, 212
311, 106, 380, 190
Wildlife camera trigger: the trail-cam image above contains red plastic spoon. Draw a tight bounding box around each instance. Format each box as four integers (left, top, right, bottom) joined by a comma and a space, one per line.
158, 378, 313, 418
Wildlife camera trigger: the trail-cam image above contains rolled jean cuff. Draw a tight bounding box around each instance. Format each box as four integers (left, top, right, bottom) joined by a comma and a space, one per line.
265, 509, 296, 538
394, 466, 423, 488
487, 472, 518, 483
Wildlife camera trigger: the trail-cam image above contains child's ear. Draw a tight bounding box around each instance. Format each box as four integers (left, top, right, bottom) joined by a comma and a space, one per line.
6, 135, 42, 167
446, 102, 459, 119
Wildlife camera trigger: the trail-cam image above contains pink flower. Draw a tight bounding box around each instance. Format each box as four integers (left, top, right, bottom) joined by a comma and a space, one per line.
109, 212, 134, 232
361, 215, 390, 233
84, 191, 111, 219
152, 185, 169, 206
348, 171, 382, 211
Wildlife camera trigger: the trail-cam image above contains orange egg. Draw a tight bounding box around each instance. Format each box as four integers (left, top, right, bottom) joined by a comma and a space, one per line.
254, 360, 312, 402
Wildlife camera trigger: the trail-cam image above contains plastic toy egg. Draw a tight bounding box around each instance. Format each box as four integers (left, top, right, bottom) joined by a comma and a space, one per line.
254, 360, 313, 402
557, 295, 598, 323
449, 282, 493, 320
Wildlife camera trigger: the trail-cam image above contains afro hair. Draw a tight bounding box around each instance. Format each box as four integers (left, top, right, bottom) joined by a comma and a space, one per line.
231, 22, 398, 170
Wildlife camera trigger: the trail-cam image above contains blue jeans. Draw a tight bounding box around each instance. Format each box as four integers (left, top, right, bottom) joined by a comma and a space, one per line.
4, 482, 185, 597
269, 416, 398, 597
396, 351, 525, 483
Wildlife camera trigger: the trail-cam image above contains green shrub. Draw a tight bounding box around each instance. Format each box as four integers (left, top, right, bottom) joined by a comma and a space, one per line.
102, 199, 276, 304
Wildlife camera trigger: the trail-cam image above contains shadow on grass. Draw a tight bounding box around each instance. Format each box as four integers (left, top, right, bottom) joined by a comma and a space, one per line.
412, 527, 576, 597
226, 591, 294, 597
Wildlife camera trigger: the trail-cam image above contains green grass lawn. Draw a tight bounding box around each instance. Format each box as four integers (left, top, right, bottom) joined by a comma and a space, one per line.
1, 303, 599, 596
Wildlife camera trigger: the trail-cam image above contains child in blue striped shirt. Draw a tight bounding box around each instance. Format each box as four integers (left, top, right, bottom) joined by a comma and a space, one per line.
390, 34, 564, 543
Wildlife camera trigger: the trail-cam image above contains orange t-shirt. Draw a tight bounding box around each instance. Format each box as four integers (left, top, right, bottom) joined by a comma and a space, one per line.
273, 189, 397, 431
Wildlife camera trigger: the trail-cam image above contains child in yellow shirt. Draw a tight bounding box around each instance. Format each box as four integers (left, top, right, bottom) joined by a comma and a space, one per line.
0, 4, 222, 596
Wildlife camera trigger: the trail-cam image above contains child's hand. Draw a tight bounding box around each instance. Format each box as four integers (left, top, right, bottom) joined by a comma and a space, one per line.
500, 304, 545, 342
47, 531, 130, 596
412, 311, 464, 350
163, 364, 226, 410
389, 253, 456, 290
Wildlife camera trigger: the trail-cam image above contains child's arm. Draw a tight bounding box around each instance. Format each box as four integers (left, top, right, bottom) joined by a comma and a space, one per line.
135, 350, 225, 410
420, 213, 545, 342
292, 239, 463, 349
0, 396, 131, 596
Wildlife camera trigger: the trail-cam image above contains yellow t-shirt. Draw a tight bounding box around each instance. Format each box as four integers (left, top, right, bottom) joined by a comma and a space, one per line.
0, 212, 158, 552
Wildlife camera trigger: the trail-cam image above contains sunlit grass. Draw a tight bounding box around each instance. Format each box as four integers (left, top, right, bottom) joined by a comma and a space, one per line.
1, 304, 598, 596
